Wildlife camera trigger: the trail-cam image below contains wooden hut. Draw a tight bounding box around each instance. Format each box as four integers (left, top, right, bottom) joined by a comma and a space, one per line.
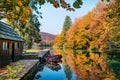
0, 21, 24, 68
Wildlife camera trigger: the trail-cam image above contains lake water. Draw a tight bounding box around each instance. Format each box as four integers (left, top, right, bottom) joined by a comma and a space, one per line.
34, 63, 76, 80
33, 49, 120, 80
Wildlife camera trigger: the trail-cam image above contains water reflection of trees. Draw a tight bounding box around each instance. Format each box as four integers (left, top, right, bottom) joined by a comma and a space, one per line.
34, 62, 62, 80
54, 49, 76, 80
107, 51, 120, 79
54, 49, 116, 80
64, 65, 73, 80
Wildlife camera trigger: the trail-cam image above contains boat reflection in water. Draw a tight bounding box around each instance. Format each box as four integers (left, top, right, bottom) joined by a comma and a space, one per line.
34, 49, 120, 80
46, 63, 61, 71
34, 50, 76, 80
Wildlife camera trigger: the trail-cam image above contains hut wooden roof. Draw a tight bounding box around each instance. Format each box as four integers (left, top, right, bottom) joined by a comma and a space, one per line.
0, 21, 23, 42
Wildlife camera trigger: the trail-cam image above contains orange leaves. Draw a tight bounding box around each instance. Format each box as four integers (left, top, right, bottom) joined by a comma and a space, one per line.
54, 16, 72, 48
89, 3, 110, 52
21, 13, 26, 18
66, 12, 93, 49
21, 17, 27, 24
13, 14, 19, 19
25, 6, 32, 16
13, 6, 31, 24
0, 0, 32, 25
5, 14, 12, 21
17, 1, 22, 6
20, 6, 31, 24
20, 13, 28, 24
53, 1, 59, 8
15, 6, 20, 12
54, 35, 60, 45
55, 2, 112, 51
6, 0, 11, 5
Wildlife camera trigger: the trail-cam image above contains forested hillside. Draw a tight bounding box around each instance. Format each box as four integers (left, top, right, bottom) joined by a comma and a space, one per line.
40, 32, 56, 46
40, 32, 56, 43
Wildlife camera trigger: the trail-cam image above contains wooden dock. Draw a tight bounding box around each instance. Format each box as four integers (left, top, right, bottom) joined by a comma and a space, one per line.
37, 49, 50, 58
22, 49, 50, 60
36, 49, 50, 62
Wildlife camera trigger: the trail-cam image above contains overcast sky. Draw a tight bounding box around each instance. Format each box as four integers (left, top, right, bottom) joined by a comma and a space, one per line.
39, 0, 99, 35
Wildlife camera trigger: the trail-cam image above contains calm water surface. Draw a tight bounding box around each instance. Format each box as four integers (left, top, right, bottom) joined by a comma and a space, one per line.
34, 63, 76, 80
33, 49, 120, 80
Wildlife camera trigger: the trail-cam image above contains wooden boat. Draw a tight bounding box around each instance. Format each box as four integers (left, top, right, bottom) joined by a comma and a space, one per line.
44, 54, 62, 64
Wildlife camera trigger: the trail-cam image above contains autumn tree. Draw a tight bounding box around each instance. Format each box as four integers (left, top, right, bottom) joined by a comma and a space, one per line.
107, 0, 120, 50
0, 0, 83, 22
89, 1, 120, 52
66, 11, 94, 49
89, 2, 109, 52
0, 0, 107, 25
54, 16, 72, 48
0, 0, 83, 49
54, 34, 61, 48
0, 0, 111, 49
64, 2, 114, 52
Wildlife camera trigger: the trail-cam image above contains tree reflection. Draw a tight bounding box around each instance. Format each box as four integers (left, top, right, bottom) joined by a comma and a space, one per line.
37, 62, 45, 71
34, 61, 62, 80
64, 65, 72, 80
54, 49, 116, 80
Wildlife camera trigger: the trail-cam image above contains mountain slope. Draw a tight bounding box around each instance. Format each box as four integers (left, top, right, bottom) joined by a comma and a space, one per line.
40, 32, 56, 43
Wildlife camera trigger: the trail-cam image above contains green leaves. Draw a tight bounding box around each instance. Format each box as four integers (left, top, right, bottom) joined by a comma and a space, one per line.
108, 14, 113, 18
101, 0, 111, 2
46, 0, 54, 4
62, 16, 72, 31
73, 1, 80, 8
39, 0, 45, 5
73, 0, 83, 8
